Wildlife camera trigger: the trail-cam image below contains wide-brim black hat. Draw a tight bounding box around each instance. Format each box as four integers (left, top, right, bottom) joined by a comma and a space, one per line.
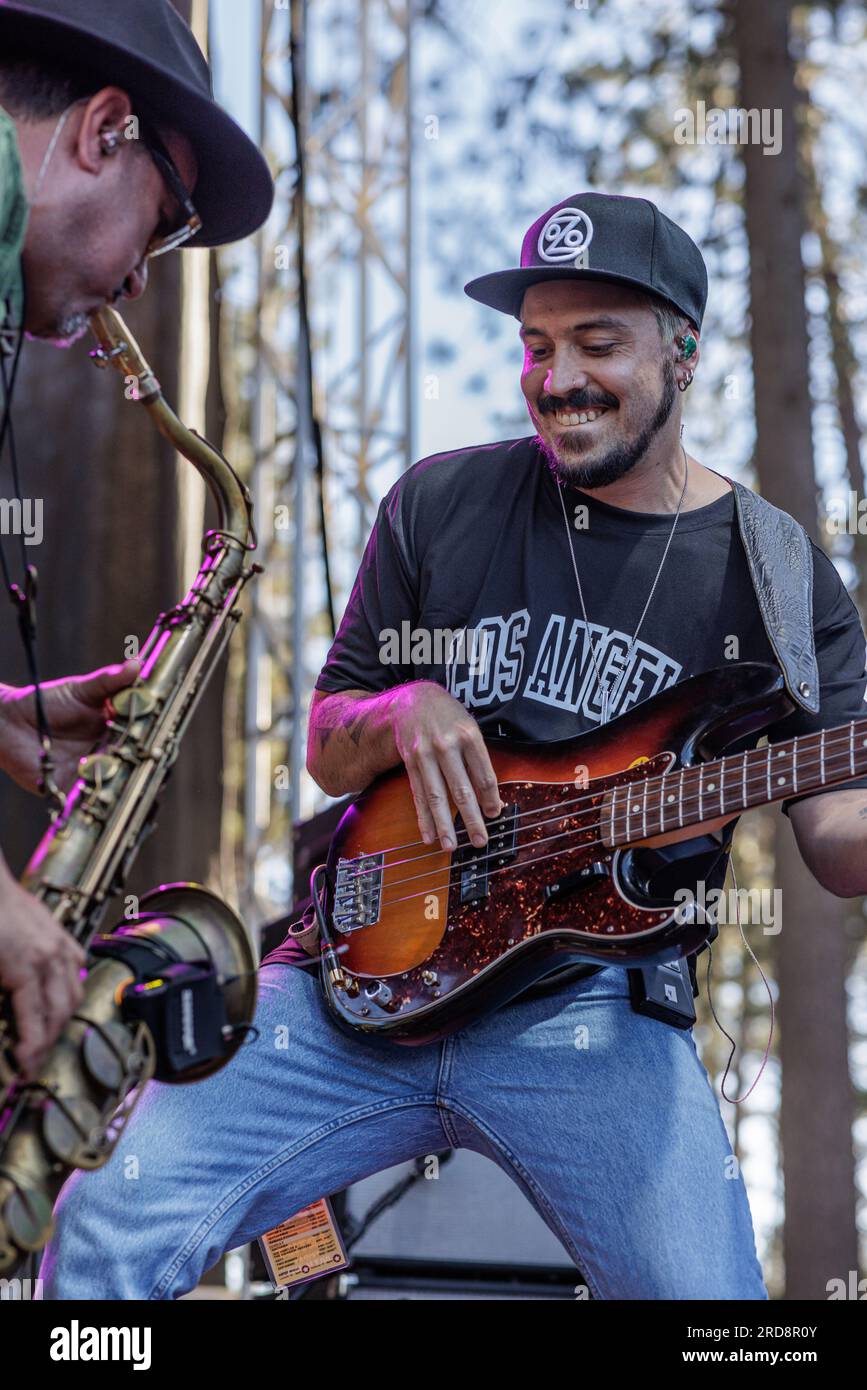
0, 0, 274, 247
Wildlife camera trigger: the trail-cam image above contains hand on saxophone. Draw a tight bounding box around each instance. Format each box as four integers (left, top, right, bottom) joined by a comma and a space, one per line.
0, 855, 86, 1080
0, 657, 141, 795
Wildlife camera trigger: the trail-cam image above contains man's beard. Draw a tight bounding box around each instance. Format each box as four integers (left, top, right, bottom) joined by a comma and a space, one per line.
538, 357, 677, 489
29, 310, 91, 349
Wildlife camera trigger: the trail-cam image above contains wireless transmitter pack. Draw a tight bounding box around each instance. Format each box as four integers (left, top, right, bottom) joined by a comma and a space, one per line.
627, 956, 697, 1030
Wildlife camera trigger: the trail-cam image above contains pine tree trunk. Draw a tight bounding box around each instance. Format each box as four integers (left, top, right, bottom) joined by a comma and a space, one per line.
734, 0, 858, 1298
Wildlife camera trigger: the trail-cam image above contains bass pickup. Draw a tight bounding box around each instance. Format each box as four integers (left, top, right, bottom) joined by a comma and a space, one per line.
456, 803, 519, 905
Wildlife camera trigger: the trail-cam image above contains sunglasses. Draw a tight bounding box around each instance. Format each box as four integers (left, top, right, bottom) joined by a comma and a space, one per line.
141, 125, 202, 258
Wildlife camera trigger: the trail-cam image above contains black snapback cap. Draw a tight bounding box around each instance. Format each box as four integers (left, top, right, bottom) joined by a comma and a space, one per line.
464, 191, 707, 331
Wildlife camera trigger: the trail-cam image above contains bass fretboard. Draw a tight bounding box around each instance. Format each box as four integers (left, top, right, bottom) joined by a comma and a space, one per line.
607, 717, 867, 846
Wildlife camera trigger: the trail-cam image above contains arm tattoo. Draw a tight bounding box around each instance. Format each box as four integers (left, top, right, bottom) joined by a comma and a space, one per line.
312, 692, 379, 754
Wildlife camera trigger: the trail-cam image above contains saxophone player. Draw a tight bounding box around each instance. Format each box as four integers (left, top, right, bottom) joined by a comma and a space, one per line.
0, 0, 273, 1078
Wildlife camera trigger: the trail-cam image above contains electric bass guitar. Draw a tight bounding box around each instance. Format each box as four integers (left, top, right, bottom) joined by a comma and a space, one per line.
319, 662, 865, 1044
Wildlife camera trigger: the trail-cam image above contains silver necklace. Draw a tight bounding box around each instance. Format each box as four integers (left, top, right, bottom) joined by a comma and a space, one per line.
557, 444, 690, 726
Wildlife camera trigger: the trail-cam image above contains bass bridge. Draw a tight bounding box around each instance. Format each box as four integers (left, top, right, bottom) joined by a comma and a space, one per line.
456, 803, 519, 905
333, 853, 385, 933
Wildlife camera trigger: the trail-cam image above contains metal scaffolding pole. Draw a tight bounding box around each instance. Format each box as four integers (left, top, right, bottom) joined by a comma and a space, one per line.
225, 0, 414, 930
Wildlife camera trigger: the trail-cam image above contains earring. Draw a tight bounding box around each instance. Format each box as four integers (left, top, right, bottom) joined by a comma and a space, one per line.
100, 129, 121, 155
677, 371, 694, 393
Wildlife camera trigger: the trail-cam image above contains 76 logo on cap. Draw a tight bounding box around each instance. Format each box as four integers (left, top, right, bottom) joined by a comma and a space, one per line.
537, 207, 594, 265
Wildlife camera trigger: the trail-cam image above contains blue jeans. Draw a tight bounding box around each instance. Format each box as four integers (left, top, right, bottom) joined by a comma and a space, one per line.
38, 963, 768, 1300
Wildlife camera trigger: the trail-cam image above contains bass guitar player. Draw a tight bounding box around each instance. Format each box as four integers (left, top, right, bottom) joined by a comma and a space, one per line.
42, 192, 867, 1301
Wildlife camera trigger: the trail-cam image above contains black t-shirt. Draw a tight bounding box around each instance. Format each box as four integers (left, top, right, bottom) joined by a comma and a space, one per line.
263, 436, 867, 984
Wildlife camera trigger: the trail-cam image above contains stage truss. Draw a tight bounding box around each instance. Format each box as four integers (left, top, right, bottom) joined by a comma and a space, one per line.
218, 0, 415, 929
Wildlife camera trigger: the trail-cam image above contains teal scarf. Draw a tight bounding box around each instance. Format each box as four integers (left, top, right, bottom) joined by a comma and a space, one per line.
0, 105, 28, 335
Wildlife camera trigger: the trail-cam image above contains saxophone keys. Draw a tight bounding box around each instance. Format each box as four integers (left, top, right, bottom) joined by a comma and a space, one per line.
82, 1020, 147, 1091
109, 686, 157, 720
1, 1186, 54, 1254
42, 1095, 107, 1169
78, 752, 121, 792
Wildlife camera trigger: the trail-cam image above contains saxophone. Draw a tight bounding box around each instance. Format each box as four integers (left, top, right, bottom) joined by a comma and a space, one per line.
0, 308, 260, 1274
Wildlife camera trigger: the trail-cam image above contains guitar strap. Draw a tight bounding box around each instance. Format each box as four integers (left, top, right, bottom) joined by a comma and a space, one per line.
715, 472, 820, 715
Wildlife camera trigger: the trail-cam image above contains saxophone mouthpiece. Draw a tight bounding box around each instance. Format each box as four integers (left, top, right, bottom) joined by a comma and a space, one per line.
87, 309, 161, 403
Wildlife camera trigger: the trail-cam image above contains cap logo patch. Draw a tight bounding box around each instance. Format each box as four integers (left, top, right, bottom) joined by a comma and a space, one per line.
537, 207, 594, 264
